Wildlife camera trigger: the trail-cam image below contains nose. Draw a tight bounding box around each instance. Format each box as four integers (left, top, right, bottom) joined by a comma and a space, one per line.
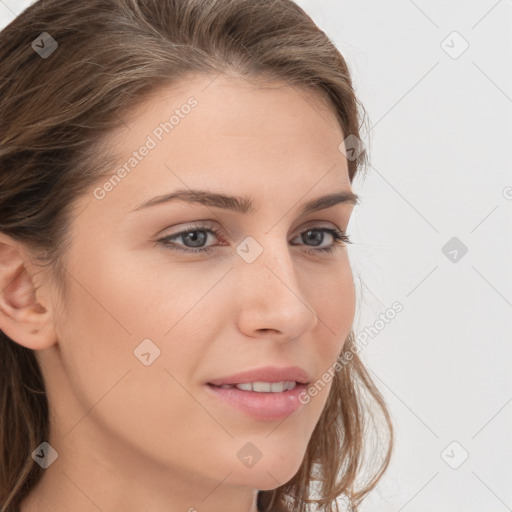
234, 237, 318, 340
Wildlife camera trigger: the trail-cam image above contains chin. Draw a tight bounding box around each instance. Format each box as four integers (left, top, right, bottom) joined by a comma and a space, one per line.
225, 454, 304, 490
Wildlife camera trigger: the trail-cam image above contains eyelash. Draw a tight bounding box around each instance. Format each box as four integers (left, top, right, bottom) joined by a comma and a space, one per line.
156, 221, 352, 256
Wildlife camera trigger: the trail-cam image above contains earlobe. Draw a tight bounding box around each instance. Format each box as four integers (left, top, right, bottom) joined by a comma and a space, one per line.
0, 234, 58, 351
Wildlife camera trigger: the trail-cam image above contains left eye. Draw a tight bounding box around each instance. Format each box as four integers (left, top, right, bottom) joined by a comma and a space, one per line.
156, 223, 351, 255
291, 227, 351, 253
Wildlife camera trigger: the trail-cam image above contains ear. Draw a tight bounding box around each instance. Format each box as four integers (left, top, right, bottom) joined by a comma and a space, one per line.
0, 232, 58, 350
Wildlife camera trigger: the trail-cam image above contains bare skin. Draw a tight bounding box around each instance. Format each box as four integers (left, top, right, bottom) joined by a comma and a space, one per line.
0, 73, 356, 512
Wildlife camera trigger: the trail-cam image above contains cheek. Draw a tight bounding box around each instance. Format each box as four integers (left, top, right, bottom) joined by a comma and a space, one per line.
306, 259, 356, 347
53, 252, 224, 467
275, 260, 355, 416
57, 247, 228, 396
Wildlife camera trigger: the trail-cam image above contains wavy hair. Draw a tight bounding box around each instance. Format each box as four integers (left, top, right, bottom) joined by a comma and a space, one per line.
0, 1, 393, 510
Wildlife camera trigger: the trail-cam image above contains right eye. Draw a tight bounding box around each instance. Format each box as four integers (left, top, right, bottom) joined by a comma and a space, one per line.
156, 222, 225, 254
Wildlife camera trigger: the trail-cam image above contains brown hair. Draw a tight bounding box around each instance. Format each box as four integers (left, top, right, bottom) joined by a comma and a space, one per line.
0, 1, 393, 510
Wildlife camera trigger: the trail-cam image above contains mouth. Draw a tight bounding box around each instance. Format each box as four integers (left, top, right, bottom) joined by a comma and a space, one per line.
206, 381, 306, 392
206, 364, 311, 388
204, 381, 309, 421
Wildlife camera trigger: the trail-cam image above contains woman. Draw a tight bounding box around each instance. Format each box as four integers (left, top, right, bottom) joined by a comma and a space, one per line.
0, 1, 393, 511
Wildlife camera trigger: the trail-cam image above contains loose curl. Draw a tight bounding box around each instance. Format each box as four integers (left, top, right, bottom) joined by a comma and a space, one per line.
0, 1, 393, 510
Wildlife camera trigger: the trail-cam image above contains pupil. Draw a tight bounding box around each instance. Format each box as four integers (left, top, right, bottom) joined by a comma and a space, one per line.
304, 229, 323, 246
184, 230, 206, 247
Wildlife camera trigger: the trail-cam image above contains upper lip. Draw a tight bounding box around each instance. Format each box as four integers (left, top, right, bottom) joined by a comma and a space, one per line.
207, 365, 311, 386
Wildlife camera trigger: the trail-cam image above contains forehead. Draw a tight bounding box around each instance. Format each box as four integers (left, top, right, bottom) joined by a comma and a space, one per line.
105, 72, 345, 156
82, 73, 351, 217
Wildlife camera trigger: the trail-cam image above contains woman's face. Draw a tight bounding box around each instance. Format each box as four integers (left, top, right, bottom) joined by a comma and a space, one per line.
36, 74, 357, 508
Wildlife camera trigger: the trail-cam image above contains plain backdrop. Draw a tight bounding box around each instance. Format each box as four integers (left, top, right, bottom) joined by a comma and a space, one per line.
1, 1, 511, 511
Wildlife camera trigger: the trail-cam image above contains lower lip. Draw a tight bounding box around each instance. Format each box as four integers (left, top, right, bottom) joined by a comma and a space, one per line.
205, 383, 308, 421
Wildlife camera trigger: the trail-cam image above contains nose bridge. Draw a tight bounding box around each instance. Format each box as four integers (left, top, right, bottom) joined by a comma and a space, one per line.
259, 239, 300, 293
234, 232, 318, 335
241, 231, 297, 288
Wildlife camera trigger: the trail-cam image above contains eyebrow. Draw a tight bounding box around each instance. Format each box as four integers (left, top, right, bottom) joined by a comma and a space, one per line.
130, 188, 359, 215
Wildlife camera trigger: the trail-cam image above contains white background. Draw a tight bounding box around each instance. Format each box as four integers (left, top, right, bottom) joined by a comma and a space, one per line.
1, 1, 511, 511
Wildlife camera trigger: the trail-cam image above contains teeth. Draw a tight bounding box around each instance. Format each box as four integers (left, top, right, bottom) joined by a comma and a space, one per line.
234, 381, 297, 392
236, 382, 253, 391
